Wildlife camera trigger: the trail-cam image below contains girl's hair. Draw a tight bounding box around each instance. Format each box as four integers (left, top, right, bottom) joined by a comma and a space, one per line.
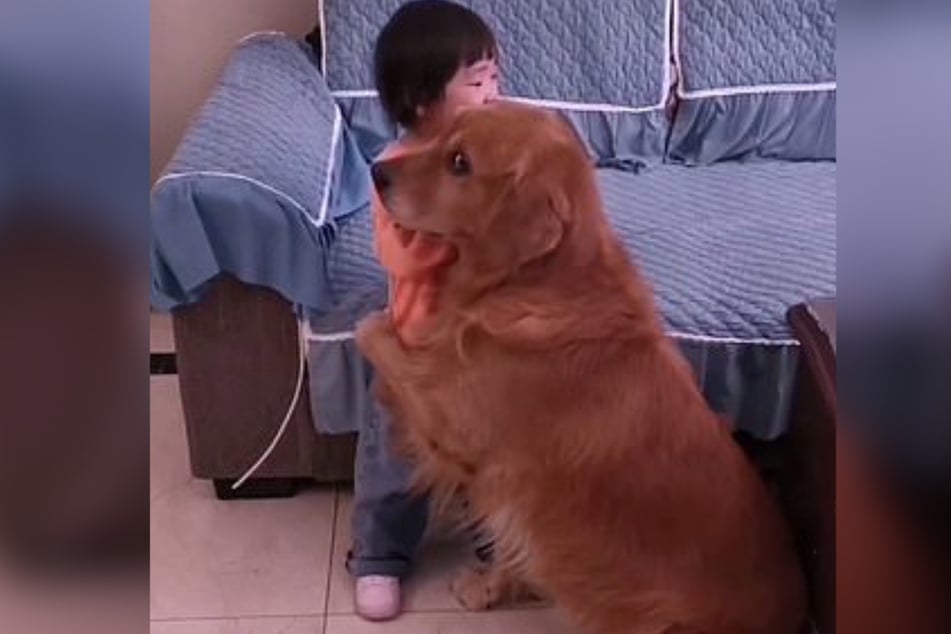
374, 0, 498, 129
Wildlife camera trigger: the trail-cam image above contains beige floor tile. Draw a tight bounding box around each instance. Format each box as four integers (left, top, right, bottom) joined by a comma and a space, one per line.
324, 609, 580, 634
326, 493, 476, 615
151, 376, 191, 504
150, 616, 324, 634
150, 478, 337, 620
150, 379, 337, 620
150, 311, 176, 353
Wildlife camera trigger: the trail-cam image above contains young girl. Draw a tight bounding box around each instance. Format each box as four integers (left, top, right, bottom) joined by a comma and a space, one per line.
347, 0, 500, 622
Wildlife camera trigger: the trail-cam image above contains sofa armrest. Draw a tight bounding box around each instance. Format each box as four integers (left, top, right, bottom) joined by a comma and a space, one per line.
784, 299, 836, 633
172, 274, 355, 484
172, 275, 314, 479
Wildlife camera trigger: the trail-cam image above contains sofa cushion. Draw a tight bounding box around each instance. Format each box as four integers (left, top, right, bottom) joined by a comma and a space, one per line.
667, 0, 836, 163
321, 0, 672, 168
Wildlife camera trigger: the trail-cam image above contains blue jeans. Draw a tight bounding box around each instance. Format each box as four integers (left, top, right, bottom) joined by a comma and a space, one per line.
346, 388, 429, 579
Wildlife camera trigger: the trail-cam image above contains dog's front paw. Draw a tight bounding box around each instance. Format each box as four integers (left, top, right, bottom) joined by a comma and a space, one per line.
451, 564, 549, 612
450, 566, 501, 612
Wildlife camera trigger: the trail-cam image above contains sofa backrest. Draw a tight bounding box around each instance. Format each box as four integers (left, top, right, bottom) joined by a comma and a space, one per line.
320, 0, 672, 168
321, 0, 836, 167
667, 0, 836, 163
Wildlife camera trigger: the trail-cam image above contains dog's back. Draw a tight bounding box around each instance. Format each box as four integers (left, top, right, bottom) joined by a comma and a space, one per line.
466, 288, 806, 633
462, 238, 807, 633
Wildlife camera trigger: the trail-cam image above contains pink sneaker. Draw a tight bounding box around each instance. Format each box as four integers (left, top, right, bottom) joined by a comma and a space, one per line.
355, 575, 402, 621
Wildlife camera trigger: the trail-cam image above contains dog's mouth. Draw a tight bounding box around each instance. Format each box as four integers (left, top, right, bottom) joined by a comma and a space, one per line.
388, 218, 458, 269
380, 191, 456, 250
391, 221, 442, 243
387, 208, 449, 246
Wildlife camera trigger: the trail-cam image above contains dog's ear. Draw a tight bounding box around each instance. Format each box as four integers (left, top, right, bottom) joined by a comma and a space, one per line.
461, 178, 568, 293
511, 183, 569, 267
464, 157, 570, 285
502, 143, 573, 267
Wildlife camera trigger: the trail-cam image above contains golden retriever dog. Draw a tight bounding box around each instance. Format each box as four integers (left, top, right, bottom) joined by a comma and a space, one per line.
356, 102, 807, 634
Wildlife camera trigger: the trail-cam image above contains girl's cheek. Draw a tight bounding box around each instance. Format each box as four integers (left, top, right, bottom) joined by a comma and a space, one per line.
465, 92, 484, 107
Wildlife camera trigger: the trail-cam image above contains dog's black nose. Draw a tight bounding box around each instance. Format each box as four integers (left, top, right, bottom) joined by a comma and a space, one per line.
371, 161, 392, 192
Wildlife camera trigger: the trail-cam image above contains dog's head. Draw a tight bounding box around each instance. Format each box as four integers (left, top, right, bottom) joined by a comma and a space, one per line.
372, 102, 599, 292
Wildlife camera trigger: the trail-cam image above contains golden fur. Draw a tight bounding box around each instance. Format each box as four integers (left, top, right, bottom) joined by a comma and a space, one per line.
357, 102, 807, 634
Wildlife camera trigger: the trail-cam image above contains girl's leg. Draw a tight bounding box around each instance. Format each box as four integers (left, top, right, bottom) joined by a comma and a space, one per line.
348, 394, 428, 620
349, 397, 428, 578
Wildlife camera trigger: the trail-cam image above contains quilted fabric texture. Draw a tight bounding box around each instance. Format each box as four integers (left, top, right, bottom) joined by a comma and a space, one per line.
159, 34, 338, 222
677, 0, 836, 92
325, 201, 384, 304
322, 0, 669, 107
327, 161, 836, 340
599, 162, 835, 340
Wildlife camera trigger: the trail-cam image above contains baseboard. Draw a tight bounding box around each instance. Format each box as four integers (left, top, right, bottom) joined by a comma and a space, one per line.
150, 353, 177, 375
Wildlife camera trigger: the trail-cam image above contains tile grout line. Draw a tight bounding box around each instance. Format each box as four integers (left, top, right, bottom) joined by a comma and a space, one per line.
321, 485, 341, 634
150, 613, 323, 623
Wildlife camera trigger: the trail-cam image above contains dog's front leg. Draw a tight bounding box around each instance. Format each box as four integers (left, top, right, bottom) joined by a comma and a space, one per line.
355, 310, 436, 435
355, 310, 406, 374
355, 310, 436, 380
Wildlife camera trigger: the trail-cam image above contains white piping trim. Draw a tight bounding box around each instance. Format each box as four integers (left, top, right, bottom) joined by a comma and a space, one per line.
661, 0, 673, 105
670, 0, 835, 100
317, 109, 343, 224
301, 327, 799, 347
238, 30, 286, 45
672, 0, 684, 92
302, 319, 356, 342
502, 96, 664, 114
331, 89, 378, 99
153, 171, 324, 230
670, 332, 799, 347
329, 90, 665, 114
680, 82, 837, 100
318, 0, 327, 75
306, 329, 357, 343
232, 319, 307, 490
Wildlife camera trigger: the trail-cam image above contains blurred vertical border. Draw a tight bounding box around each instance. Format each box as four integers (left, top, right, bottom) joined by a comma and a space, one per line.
0, 1, 148, 633
838, 0, 951, 632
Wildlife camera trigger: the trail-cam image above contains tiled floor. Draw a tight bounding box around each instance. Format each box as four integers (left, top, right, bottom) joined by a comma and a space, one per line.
150, 312, 175, 354
150, 376, 581, 633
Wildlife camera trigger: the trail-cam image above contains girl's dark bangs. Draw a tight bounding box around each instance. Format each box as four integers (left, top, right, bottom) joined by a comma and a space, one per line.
460, 27, 498, 65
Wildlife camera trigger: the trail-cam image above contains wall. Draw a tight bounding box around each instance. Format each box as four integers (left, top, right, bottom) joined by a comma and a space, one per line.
150, 0, 317, 182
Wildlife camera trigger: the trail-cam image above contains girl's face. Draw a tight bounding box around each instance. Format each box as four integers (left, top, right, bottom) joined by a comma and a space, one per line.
419, 58, 499, 132
445, 58, 500, 109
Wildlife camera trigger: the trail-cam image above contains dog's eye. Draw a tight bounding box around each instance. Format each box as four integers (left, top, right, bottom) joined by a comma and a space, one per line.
449, 151, 471, 176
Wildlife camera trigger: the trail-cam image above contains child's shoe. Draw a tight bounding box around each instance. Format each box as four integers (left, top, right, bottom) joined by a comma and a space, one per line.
355, 575, 402, 621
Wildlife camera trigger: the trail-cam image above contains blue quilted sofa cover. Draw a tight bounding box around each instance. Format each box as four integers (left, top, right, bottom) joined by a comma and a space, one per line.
151, 0, 836, 440
667, 0, 836, 163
